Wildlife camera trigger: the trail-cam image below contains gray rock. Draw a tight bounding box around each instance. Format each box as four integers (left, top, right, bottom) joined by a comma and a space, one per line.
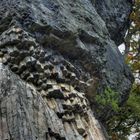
93, 0, 132, 45
0, 0, 134, 139
9, 47, 19, 57
0, 51, 4, 57
11, 64, 19, 72
0, 64, 106, 139
35, 61, 44, 72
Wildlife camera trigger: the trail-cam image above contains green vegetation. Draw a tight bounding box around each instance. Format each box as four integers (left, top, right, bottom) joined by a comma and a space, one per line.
105, 1, 140, 139
106, 85, 140, 140
95, 87, 119, 112
95, 1, 140, 139
94, 86, 139, 139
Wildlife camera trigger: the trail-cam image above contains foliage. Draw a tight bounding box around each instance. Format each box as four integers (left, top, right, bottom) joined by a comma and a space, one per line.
95, 87, 119, 112
125, 0, 140, 80
93, 1, 139, 139
107, 85, 140, 140
107, 1, 140, 139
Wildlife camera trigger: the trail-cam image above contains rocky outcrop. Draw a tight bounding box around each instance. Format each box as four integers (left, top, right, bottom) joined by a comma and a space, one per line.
0, 63, 106, 140
93, 0, 132, 45
0, 0, 134, 140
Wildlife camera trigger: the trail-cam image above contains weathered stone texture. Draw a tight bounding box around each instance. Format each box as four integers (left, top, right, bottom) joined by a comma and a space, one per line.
0, 0, 134, 139
93, 0, 132, 45
0, 63, 106, 140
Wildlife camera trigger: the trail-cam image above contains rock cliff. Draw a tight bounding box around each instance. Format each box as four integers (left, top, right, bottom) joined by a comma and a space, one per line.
0, 0, 133, 140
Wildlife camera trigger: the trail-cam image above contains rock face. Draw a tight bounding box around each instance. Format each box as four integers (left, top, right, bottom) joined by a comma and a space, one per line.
0, 63, 106, 140
93, 0, 132, 45
0, 0, 133, 140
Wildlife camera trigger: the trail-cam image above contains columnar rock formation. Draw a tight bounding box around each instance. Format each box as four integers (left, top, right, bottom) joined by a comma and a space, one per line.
0, 0, 133, 140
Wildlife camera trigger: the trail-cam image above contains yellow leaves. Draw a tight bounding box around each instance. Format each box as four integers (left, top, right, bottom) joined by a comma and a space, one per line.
126, 1, 140, 75
108, 1, 140, 138
130, 11, 136, 20
132, 61, 140, 70
126, 53, 133, 64
130, 0, 140, 30
111, 133, 118, 140
135, 0, 140, 4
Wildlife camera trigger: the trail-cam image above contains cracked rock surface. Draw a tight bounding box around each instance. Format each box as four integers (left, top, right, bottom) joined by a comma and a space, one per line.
0, 0, 134, 140
0, 63, 105, 140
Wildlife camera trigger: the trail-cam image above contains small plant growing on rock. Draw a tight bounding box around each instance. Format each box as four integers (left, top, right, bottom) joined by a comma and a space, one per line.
95, 87, 119, 112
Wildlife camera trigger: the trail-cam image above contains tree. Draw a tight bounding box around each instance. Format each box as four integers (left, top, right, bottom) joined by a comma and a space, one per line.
107, 1, 140, 139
